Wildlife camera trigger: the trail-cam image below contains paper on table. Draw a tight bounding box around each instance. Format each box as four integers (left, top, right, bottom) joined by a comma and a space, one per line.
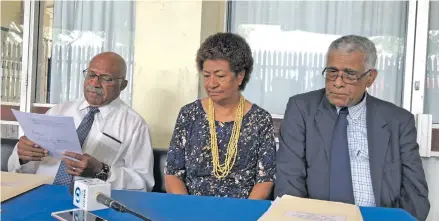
258, 195, 363, 221
12, 109, 82, 159
1, 172, 54, 202
1, 181, 26, 187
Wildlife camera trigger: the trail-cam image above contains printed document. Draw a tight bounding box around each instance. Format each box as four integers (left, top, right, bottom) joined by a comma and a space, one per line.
12, 109, 82, 159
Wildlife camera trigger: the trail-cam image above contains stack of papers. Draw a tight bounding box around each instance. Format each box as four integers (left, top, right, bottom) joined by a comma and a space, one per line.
1, 172, 54, 202
258, 195, 363, 221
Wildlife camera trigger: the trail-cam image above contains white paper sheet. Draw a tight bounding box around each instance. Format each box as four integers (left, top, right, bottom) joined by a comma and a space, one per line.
12, 109, 82, 159
258, 195, 363, 221
284, 211, 346, 221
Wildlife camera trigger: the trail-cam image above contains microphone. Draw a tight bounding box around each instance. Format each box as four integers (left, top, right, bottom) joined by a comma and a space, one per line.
95, 193, 151, 221
95, 193, 127, 212
73, 178, 112, 211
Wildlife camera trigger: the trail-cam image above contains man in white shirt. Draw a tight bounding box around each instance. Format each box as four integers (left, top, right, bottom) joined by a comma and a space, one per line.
8, 52, 155, 191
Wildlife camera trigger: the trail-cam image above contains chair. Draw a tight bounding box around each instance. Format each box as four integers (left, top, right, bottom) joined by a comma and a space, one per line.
1, 138, 18, 171
152, 149, 168, 192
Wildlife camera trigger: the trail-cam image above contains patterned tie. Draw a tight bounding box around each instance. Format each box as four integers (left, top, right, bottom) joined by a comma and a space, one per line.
329, 107, 355, 204
53, 107, 100, 185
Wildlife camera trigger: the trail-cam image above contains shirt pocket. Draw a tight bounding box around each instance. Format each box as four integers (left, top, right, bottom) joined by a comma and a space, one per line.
356, 146, 370, 162
350, 134, 369, 162
90, 132, 122, 165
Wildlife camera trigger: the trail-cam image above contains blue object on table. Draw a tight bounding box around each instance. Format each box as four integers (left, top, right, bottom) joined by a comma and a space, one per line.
1, 185, 416, 221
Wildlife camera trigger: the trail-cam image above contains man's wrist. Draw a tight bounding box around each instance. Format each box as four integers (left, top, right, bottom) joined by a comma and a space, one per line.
93, 162, 104, 174
94, 162, 110, 181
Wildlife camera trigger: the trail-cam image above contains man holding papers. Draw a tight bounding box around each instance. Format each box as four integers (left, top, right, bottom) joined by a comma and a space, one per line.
8, 52, 154, 191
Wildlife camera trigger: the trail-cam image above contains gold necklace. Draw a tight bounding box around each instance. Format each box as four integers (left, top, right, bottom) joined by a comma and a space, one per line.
208, 96, 244, 179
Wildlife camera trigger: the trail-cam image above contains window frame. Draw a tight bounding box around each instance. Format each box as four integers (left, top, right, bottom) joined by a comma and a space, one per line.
226, 0, 438, 154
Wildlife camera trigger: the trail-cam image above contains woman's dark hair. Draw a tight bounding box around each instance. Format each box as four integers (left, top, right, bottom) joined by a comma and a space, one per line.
196, 32, 253, 91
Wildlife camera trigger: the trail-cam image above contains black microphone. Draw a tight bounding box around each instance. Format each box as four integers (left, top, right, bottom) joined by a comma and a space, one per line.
95, 193, 151, 221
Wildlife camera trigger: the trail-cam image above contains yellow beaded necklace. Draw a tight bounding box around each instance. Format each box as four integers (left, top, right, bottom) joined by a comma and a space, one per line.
208, 96, 244, 179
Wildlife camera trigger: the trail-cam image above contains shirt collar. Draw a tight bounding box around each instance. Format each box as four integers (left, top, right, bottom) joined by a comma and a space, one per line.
79, 98, 122, 118
336, 93, 367, 120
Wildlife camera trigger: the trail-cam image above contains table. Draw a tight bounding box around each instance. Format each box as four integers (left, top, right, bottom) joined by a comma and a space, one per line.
1, 185, 416, 221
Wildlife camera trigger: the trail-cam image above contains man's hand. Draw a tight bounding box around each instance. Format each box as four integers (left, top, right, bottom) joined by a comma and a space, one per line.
62, 152, 103, 177
17, 136, 48, 162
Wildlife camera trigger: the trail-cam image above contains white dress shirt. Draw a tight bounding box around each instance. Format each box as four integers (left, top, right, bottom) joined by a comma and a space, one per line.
8, 98, 155, 191
336, 94, 376, 207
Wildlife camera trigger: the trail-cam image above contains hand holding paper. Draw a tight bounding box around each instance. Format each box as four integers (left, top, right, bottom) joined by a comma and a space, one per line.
12, 109, 82, 159
16, 136, 49, 162
62, 152, 103, 177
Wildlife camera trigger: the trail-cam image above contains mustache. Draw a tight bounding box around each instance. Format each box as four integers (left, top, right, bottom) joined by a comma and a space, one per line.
85, 85, 104, 96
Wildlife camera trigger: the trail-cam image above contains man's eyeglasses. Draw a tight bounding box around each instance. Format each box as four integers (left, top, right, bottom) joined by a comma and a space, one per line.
82, 69, 123, 85
322, 67, 373, 85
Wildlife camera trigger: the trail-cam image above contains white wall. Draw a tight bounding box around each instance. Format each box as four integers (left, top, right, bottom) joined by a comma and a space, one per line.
132, 0, 226, 149
1, 1, 23, 27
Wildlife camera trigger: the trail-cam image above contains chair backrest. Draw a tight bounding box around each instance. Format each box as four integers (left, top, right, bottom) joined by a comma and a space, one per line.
152, 148, 168, 193
1, 138, 18, 171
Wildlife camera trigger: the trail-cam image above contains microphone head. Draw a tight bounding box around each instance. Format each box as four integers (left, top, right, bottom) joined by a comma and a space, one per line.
95, 192, 126, 212
95, 192, 112, 207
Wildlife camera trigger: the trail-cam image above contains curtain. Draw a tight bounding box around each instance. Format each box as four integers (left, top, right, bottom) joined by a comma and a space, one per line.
49, 1, 135, 105
424, 1, 439, 123
423, 3, 439, 221
229, 1, 407, 115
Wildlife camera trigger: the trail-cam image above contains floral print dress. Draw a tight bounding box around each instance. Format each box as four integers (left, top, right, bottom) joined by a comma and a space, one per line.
165, 100, 276, 198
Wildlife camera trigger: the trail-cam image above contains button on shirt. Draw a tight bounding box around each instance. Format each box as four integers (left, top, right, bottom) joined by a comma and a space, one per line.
8, 98, 154, 191
336, 94, 376, 207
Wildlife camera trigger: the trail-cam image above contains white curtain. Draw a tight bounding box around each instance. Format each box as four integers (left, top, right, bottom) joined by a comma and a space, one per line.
423, 2, 439, 221
424, 1, 439, 124
49, 1, 135, 105
229, 1, 407, 115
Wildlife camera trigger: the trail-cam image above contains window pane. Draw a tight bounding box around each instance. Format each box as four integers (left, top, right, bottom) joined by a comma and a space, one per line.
229, 1, 408, 115
1, 1, 23, 122
36, 1, 135, 106
424, 1, 439, 123
1, 125, 19, 139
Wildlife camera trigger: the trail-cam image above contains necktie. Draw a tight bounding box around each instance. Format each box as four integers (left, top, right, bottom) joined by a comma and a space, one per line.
53, 107, 100, 185
329, 107, 355, 204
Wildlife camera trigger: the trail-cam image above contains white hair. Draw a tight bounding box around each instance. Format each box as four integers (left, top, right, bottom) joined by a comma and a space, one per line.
327, 35, 377, 70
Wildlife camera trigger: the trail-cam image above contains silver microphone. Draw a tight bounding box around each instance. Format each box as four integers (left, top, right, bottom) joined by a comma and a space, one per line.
95, 193, 126, 212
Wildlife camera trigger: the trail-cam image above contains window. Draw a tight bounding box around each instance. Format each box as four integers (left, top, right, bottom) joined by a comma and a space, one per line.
37, 0, 136, 107
0, 1, 136, 139
228, 1, 410, 115
422, 3, 439, 217
424, 1, 439, 124
1, 1, 24, 138
411, 0, 439, 154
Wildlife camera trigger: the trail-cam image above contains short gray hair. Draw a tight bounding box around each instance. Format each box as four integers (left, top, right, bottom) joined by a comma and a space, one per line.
327, 35, 377, 70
